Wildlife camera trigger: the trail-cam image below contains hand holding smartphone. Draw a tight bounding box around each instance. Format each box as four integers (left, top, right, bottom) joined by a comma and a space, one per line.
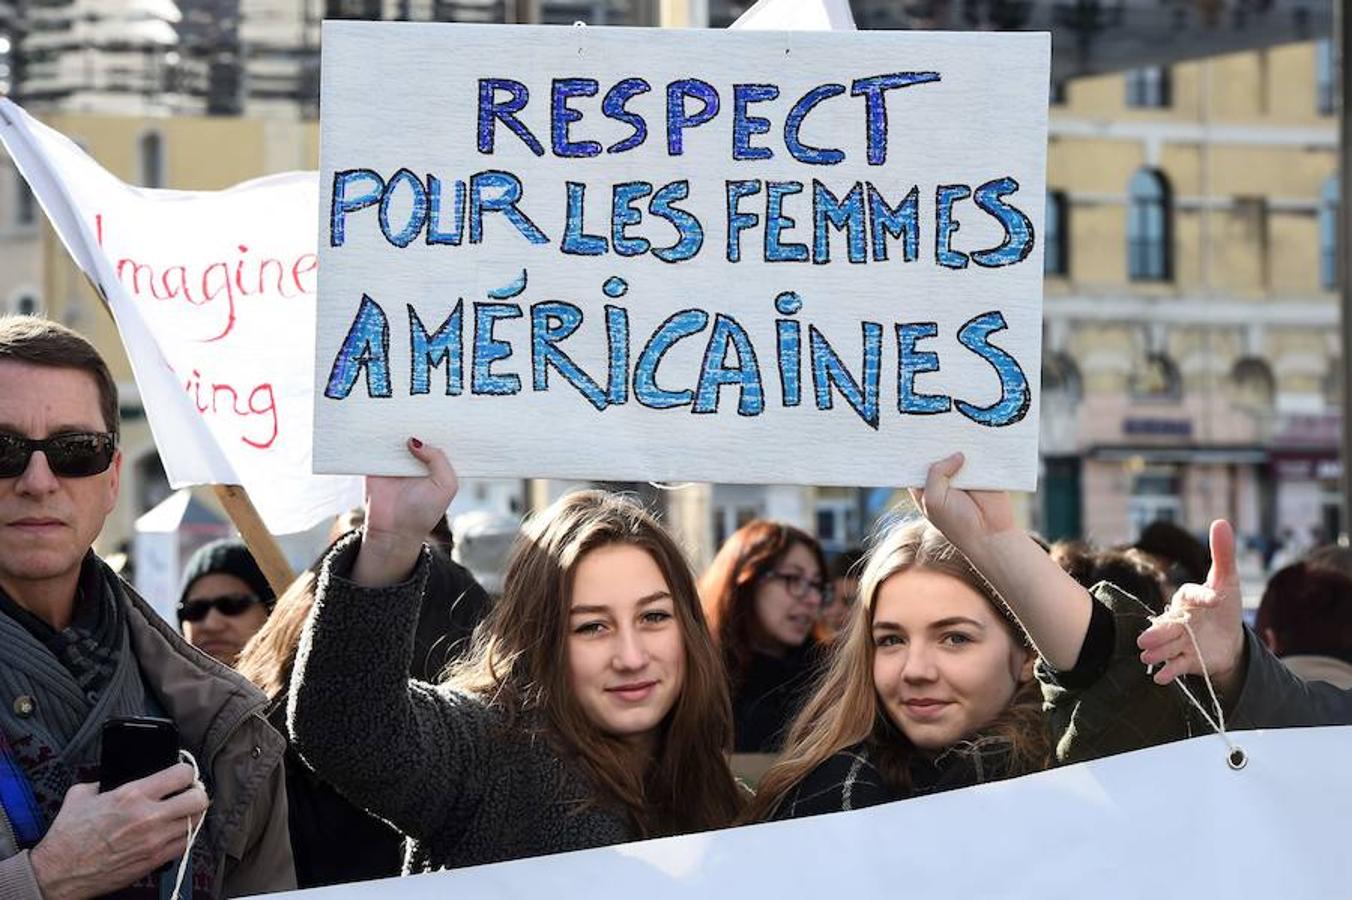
100, 716, 180, 792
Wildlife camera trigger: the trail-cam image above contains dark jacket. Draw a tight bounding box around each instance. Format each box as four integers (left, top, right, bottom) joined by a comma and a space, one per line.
409, 546, 491, 682
732, 644, 820, 753
270, 546, 490, 888
1041, 581, 1352, 766
771, 739, 1014, 820
1230, 629, 1352, 727
1039, 582, 1210, 764
0, 558, 295, 898
265, 697, 403, 888
288, 536, 632, 873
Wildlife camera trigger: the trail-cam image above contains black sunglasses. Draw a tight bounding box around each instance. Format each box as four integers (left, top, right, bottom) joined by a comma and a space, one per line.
177, 594, 262, 624
0, 432, 117, 479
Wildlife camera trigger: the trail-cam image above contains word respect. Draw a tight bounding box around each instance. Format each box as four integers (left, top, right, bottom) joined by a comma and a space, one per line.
477, 71, 940, 164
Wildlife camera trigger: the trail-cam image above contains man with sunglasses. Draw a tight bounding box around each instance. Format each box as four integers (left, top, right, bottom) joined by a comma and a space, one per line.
0, 317, 295, 899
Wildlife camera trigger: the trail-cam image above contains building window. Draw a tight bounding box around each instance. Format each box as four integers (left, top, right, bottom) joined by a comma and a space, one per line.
1050, 79, 1066, 106
14, 170, 35, 228
1230, 357, 1275, 413
1127, 169, 1171, 281
1130, 353, 1181, 402
1325, 357, 1343, 409
1317, 39, 1336, 116
1321, 175, 1338, 290
1045, 191, 1068, 276
139, 132, 164, 188
1125, 67, 1170, 108
1042, 352, 1082, 403
15, 294, 37, 315
1129, 466, 1183, 540
326, 0, 381, 18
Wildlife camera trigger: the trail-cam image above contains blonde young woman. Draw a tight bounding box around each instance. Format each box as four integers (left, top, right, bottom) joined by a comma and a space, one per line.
746, 518, 1050, 820
288, 440, 742, 872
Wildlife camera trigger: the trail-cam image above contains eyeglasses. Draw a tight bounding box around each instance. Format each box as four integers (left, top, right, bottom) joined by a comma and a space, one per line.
0, 432, 117, 479
765, 571, 831, 603
177, 594, 262, 624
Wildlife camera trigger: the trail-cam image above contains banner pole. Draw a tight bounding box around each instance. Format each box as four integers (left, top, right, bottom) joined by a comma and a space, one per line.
212, 484, 296, 596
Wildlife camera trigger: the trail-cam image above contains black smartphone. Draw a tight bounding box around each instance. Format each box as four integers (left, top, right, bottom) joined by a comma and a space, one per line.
100, 716, 180, 792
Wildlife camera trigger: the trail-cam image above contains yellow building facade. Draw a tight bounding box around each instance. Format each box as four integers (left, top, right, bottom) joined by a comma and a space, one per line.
5, 38, 1342, 565
1042, 41, 1340, 556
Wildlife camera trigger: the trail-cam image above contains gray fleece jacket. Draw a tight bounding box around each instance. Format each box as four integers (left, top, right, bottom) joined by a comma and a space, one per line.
288, 536, 632, 873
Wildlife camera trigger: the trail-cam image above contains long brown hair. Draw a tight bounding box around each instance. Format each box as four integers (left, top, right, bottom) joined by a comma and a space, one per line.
699, 520, 826, 686
444, 490, 742, 836
237, 561, 323, 698
744, 518, 1050, 822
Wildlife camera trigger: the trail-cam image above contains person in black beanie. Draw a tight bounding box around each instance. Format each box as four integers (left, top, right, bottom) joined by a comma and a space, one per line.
179, 538, 276, 666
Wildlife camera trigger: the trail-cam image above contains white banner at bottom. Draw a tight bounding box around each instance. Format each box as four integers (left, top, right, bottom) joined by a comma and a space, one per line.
287, 727, 1352, 898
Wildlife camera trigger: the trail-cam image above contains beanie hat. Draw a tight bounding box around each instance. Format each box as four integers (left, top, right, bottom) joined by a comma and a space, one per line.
179, 538, 276, 609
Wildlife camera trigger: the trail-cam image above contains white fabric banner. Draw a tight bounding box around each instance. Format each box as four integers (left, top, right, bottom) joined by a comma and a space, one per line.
281, 727, 1351, 898
0, 100, 363, 534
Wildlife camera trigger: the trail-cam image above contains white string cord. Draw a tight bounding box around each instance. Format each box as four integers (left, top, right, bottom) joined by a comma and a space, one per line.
171, 749, 208, 900
1147, 608, 1247, 770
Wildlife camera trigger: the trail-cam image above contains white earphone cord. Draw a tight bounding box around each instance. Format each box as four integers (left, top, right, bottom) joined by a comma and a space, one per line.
171, 749, 208, 900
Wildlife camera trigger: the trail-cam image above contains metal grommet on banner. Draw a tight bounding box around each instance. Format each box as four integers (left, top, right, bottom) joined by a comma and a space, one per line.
1147, 608, 1251, 771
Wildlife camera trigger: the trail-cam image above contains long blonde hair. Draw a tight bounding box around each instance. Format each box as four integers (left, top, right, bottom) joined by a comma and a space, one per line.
444, 490, 742, 836
744, 518, 1049, 821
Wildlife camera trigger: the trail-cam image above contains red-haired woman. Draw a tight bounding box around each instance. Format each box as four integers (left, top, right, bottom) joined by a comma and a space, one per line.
699, 520, 828, 752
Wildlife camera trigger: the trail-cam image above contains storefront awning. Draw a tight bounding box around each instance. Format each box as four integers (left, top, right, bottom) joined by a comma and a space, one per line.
1088, 445, 1270, 465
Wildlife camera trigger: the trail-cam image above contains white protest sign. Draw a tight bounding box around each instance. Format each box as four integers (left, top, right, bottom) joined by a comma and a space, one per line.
315, 23, 1048, 489
0, 101, 363, 534
278, 727, 1352, 899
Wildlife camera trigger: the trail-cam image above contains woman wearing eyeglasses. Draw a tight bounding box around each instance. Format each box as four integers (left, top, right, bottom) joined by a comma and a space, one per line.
177, 539, 275, 666
699, 520, 829, 753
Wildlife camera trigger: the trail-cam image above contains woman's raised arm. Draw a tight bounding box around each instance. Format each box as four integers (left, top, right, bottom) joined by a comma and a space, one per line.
910, 452, 1092, 670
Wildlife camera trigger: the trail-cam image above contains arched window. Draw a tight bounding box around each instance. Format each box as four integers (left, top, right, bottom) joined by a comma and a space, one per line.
1045, 191, 1068, 276
1230, 357, 1275, 412
1130, 353, 1181, 402
139, 132, 164, 188
1042, 352, 1082, 404
1127, 169, 1171, 281
1321, 175, 1338, 290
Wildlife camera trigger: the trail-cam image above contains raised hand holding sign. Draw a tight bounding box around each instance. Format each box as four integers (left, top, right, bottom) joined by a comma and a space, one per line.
352, 439, 460, 588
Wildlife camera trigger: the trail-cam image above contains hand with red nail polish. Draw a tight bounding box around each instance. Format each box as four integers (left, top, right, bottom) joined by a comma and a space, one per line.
352, 437, 460, 587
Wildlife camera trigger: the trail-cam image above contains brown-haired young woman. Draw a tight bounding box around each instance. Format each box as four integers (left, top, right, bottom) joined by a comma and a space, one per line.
745, 519, 1049, 820
288, 440, 742, 873
700, 520, 828, 752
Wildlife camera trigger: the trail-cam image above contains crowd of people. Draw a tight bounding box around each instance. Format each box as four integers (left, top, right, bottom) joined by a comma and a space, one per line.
2, 314, 1351, 898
